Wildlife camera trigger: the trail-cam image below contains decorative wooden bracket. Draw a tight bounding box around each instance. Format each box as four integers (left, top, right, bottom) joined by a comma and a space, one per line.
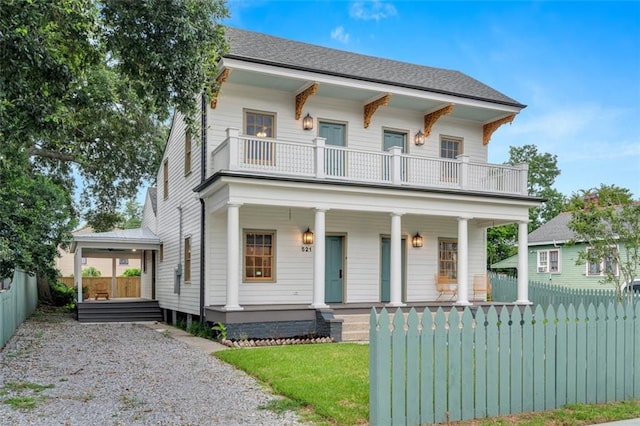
483, 114, 515, 145
210, 68, 231, 109
295, 83, 318, 120
363, 94, 391, 128
423, 104, 454, 137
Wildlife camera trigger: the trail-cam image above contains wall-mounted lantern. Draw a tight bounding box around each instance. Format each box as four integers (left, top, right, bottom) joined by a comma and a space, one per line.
302, 227, 314, 244
412, 232, 424, 248
414, 130, 425, 146
302, 113, 313, 131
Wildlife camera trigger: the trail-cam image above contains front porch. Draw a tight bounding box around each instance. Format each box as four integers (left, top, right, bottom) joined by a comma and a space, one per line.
204, 300, 522, 342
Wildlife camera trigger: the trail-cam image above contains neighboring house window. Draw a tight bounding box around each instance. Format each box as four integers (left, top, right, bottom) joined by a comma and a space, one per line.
587, 247, 618, 276
537, 249, 561, 273
184, 237, 191, 282
438, 239, 457, 279
119, 258, 129, 265
244, 110, 275, 165
81, 257, 87, 265
244, 230, 275, 281
440, 136, 462, 182
159, 244, 164, 262
184, 132, 192, 175
163, 159, 169, 199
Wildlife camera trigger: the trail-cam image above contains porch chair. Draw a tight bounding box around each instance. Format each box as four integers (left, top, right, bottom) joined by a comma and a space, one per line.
472, 274, 489, 300
434, 274, 457, 300
94, 282, 110, 300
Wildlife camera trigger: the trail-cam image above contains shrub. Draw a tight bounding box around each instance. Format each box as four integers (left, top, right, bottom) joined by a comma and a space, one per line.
122, 268, 141, 277
82, 267, 101, 277
50, 281, 76, 307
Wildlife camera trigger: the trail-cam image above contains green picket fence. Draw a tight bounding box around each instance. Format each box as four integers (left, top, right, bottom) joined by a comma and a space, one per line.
490, 273, 629, 308
1, 270, 38, 349
369, 303, 640, 425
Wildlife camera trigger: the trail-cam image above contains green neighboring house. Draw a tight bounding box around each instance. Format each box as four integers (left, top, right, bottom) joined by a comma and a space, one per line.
493, 212, 637, 290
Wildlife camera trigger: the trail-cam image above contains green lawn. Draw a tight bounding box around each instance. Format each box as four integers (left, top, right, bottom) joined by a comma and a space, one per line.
215, 343, 369, 425
215, 343, 640, 426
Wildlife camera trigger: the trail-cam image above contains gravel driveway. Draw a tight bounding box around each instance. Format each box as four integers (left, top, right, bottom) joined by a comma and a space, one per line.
0, 311, 303, 425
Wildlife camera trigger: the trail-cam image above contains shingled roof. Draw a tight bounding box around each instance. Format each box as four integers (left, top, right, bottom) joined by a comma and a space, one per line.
528, 212, 576, 245
224, 27, 525, 108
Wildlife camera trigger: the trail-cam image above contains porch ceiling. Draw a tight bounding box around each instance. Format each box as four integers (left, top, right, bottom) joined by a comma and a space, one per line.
225, 68, 518, 123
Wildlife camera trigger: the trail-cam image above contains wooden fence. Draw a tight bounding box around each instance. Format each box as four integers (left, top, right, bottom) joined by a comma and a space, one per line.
59, 277, 140, 298
1, 270, 38, 349
490, 273, 632, 308
369, 302, 640, 425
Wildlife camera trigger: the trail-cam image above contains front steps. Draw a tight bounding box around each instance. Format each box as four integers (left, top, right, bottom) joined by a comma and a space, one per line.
77, 300, 162, 323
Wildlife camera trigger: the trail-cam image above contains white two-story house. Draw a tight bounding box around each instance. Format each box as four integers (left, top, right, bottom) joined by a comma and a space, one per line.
141, 27, 538, 339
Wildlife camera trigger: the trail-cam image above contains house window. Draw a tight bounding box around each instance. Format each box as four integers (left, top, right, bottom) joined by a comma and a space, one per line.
81, 257, 87, 265
184, 132, 192, 175
438, 239, 457, 279
440, 136, 462, 182
537, 249, 561, 273
184, 237, 191, 282
440, 136, 462, 159
587, 247, 618, 276
244, 110, 275, 165
119, 258, 129, 265
159, 244, 164, 262
244, 230, 275, 282
163, 159, 169, 199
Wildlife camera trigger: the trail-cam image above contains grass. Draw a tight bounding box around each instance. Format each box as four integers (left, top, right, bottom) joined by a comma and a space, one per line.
215, 343, 369, 425
0, 382, 54, 410
215, 343, 640, 426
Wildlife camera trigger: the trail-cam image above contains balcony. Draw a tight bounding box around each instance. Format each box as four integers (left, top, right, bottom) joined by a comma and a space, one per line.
212, 128, 529, 196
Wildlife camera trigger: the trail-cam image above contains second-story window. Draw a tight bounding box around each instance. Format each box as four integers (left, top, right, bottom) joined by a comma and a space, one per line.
244, 110, 275, 164
184, 132, 192, 175
245, 111, 275, 138
440, 136, 462, 159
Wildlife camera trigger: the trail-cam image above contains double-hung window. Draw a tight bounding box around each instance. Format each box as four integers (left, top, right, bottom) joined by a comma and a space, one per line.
184, 237, 191, 282
244, 230, 275, 281
440, 136, 462, 182
586, 247, 618, 276
438, 239, 458, 279
536, 249, 560, 273
244, 110, 275, 165
184, 132, 192, 175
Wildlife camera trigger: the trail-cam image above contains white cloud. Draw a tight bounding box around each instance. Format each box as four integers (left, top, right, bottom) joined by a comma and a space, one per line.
330, 26, 350, 44
350, 0, 397, 21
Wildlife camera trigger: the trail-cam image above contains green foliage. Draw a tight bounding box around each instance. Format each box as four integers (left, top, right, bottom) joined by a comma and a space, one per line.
1, 382, 54, 410
119, 199, 142, 230
49, 281, 76, 307
188, 321, 213, 339
82, 266, 101, 277
122, 268, 141, 277
216, 344, 369, 425
211, 322, 227, 341
567, 184, 639, 301
0, 0, 228, 279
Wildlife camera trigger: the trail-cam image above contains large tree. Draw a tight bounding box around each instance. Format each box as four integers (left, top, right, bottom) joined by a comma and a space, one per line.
566, 184, 639, 301
0, 0, 228, 280
487, 144, 565, 267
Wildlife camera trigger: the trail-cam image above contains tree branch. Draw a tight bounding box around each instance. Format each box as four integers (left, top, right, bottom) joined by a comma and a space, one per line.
28, 148, 77, 163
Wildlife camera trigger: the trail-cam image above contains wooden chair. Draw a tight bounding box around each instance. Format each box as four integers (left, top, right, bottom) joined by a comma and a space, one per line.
472, 274, 489, 300
435, 274, 457, 300
94, 282, 110, 300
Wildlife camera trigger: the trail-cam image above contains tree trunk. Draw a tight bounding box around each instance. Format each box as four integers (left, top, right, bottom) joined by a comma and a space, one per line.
37, 273, 52, 304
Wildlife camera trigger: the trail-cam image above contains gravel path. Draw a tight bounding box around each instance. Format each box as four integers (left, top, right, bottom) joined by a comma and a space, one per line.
0, 312, 303, 425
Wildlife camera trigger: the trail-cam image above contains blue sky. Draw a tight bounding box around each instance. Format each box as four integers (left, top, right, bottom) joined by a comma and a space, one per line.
224, 0, 640, 198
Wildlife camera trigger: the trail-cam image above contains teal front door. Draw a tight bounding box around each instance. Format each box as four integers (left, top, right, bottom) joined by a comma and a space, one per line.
380, 237, 406, 303
325, 236, 344, 303
319, 122, 346, 176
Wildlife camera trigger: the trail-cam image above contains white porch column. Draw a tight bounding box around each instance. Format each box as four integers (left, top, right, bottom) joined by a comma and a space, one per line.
74, 246, 82, 302
389, 212, 405, 307
225, 203, 243, 310
516, 221, 532, 304
311, 208, 329, 308
455, 217, 471, 306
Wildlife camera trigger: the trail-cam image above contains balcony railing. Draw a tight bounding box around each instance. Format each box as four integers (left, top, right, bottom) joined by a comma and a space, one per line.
211, 128, 529, 196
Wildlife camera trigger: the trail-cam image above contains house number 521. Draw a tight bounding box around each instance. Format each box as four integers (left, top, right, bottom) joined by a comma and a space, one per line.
301, 247, 312, 252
